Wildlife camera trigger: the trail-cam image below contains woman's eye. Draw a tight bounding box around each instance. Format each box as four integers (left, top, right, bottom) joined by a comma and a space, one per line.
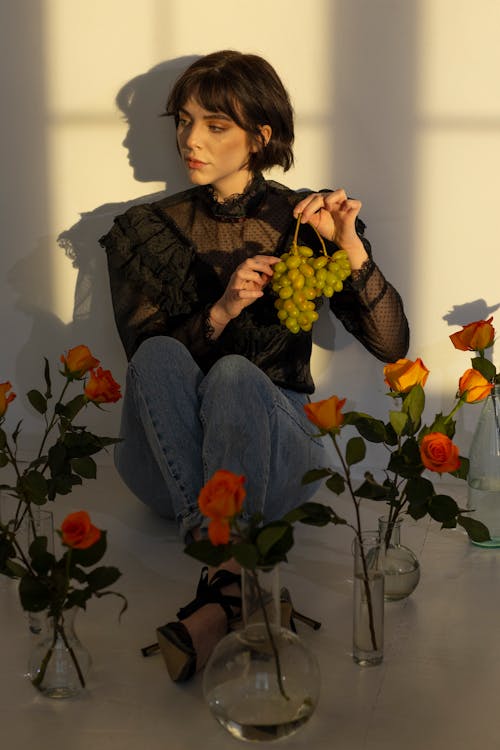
177, 117, 189, 127
208, 124, 225, 133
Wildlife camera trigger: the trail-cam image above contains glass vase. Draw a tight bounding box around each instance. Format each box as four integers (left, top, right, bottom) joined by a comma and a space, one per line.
378, 516, 420, 601
352, 533, 384, 666
27, 606, 91, 698
25, 509, 55, 634
202, 565, 320, 742
467, 384, 500, 547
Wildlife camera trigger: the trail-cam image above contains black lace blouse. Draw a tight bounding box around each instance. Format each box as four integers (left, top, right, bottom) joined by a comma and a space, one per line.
99, 176, 409, 394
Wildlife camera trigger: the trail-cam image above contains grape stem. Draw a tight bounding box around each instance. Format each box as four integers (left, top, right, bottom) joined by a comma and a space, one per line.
293, 212, 328, 258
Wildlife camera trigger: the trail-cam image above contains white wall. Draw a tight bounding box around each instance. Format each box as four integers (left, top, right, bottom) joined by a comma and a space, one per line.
1, 0, 499, 463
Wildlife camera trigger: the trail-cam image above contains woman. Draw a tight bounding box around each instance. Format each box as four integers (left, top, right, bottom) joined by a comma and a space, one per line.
100, 50, 409, 681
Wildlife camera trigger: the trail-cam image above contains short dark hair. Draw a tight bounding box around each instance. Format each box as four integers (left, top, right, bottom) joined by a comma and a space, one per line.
166, 50, 294, 173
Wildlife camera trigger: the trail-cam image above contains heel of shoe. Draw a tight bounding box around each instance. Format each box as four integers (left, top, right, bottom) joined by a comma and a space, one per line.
155, 622, 196, 683
280, 587, 322, 632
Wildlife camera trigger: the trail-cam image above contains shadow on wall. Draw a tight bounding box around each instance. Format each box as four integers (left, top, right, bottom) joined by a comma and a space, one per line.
6, 57, 198, 440
56, 57, 198, 385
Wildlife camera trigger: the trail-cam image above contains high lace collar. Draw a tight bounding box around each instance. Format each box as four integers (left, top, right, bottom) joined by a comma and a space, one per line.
200, 173, 267, 222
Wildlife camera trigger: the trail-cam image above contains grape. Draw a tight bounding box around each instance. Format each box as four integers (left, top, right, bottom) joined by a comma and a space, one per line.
271, 215, 352, 333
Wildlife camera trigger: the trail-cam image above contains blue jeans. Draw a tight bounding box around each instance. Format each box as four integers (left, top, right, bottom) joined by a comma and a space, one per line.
115, 336, 327, 540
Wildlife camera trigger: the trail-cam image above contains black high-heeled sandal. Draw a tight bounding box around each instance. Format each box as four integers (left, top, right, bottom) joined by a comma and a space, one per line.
280, 587, 322, 633
141, 566, 242, 683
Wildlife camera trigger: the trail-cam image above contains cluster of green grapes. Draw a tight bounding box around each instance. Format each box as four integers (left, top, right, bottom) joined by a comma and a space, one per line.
272, 245, 352, 333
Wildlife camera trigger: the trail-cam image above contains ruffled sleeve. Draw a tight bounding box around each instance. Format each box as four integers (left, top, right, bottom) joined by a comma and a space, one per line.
99, 201, 223, 363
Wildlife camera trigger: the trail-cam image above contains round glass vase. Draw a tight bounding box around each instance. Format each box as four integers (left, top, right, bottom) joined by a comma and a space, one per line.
27, 606, 91, 698
202, 565, 320, 743
467, 384, 500, 547
378, 516, 420, 601
352, 533, 384, 666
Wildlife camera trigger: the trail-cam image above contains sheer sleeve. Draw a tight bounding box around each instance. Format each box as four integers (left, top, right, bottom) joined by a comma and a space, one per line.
99, 202, 223, 365
329, 225, 409, 363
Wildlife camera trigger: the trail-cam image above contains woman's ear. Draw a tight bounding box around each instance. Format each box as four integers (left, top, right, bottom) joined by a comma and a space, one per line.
259, 124, 272, 147
250, 124, 272, 152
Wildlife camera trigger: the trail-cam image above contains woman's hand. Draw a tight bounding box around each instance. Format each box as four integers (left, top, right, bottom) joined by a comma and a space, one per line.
208, 255, 280, 336
293, 189, 368, 270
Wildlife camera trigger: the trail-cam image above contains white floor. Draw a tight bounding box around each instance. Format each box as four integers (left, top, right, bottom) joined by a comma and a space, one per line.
2, 465, 500, 750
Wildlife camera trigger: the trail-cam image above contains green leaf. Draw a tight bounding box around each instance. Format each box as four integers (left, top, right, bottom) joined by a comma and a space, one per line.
5, 560, 28, 578
255, 521, 293, 566
389, 410, 408, 436
345, 436, 366, 466
184, 539, 231, 567
0, 453, 8, 468
387, 438, 423, 479
65, 588, 92, 610
405, 476, 434, 504
285, 501, 343, 527
48, 442, 69, 476
354, 477, 390, 500
343, 412, 387, 443
301, 468, 332, 485
27, 389, 47, 415
71, 456, 97, 479
403, 384, 425, 426
256, 523, 291, 558
0, 428, 6, 450
43, 357, 52, 400
19, 574, 52, 612
452, 456, 469, 480
427, 494, 460, 524
325, 472, 345, 495
17, 470, 48, 505
28, 536, 55, 575
232, 543, 259, 569
56, 394, 87, 422
86, 565, 121, 591
457, 515, 491, 543
471, 356, 496, 382
69, 530, 107, 567
427, 413, 455, 438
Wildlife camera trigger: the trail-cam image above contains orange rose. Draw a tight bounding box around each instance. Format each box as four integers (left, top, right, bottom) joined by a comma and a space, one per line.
84, 367, 122, 403
420, 432, 460, 474
208, 518, 231, 546
198, 470, 246, 522
60, 511, 101, 549
450, 317, 495, 352
458, 368, 494, 403
0, 381, 16, 418
304, 395, 346, 431
61, 345, 100, 378
383, 358, 429, 393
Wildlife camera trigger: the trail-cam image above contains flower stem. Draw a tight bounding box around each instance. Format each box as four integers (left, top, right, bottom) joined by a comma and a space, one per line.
331, 434, 379, 652
251, 569, 289, 702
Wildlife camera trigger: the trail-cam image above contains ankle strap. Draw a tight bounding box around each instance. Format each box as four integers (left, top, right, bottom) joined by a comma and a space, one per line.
176, 566, 241, 623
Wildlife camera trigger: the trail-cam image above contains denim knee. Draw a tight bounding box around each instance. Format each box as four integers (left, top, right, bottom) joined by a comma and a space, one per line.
131, 335, 188, 374
201, 354, 271, 401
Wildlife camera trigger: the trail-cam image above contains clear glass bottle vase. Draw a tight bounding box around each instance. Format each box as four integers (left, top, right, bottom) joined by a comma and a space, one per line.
467, 384, 500, 547
378, 516, 420, 601
202, 565, 320, 742
352, 532, 384, 666
27, 606, 91, 698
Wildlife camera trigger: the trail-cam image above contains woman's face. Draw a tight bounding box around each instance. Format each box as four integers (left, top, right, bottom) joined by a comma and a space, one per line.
176, 97, 256, 199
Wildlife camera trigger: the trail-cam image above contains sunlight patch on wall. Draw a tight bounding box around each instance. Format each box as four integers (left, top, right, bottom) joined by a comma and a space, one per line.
43, 0, 163, 323
413, 0, 500, 402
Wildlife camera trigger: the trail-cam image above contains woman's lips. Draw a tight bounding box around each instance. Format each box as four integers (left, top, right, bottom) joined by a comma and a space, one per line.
186, 158, 206, 169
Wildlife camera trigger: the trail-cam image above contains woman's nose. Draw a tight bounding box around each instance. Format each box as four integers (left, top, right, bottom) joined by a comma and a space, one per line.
184, 122, 201, 150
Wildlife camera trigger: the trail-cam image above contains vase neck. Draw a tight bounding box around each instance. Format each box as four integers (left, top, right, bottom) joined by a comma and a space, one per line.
242, 567, 280, 631
378, 516, 401, 546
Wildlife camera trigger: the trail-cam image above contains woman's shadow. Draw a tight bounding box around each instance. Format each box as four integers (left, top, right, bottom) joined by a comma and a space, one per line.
57, 57, 197, 378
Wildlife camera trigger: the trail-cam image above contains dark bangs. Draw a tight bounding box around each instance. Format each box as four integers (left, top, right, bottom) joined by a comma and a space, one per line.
166, 50, 294, 173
